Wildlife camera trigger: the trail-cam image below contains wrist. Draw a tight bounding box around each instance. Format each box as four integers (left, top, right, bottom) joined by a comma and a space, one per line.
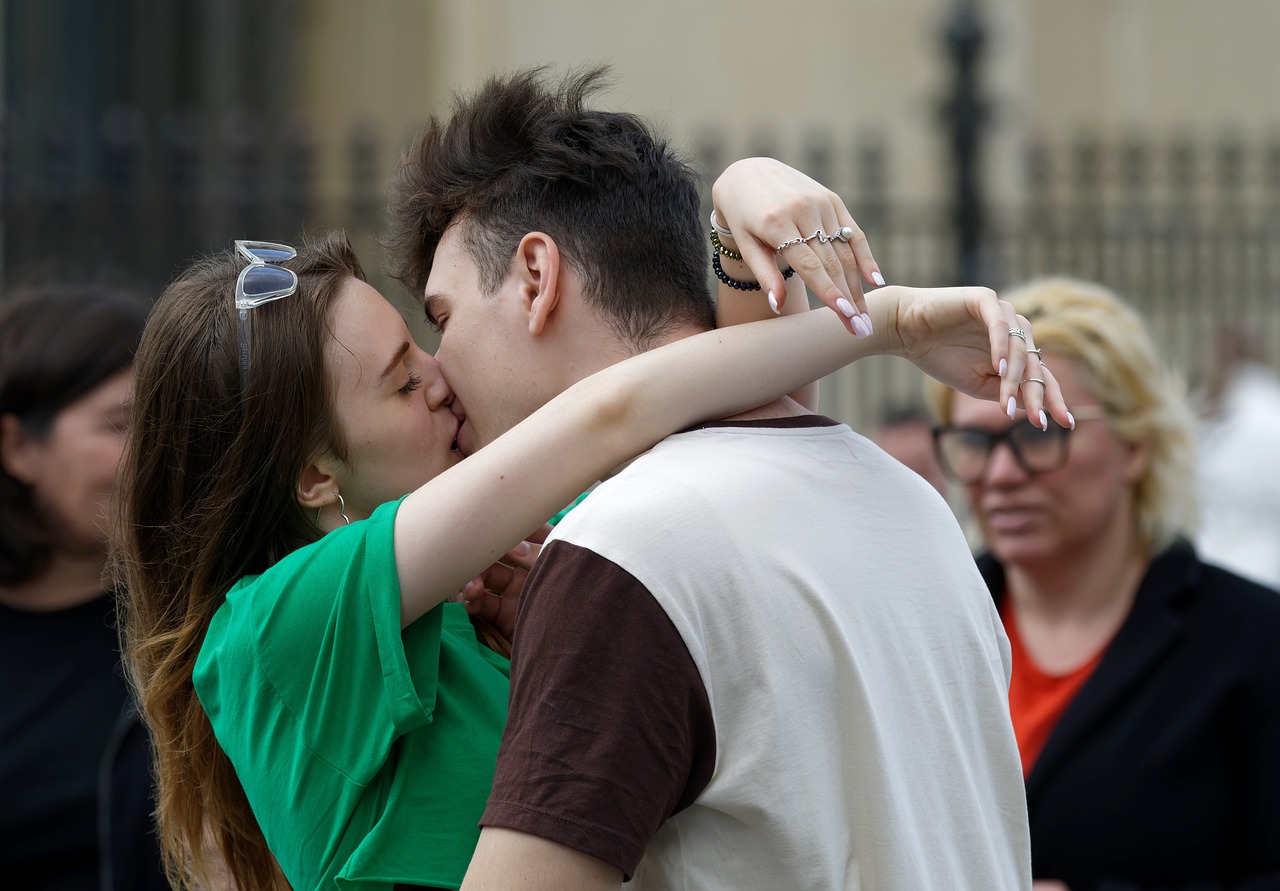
712, 250, 796, 293
863, 288, 897, 356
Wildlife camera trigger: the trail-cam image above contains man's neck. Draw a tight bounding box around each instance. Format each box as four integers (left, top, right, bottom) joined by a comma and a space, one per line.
610, 326, 815, 425
722, 395, 812, 423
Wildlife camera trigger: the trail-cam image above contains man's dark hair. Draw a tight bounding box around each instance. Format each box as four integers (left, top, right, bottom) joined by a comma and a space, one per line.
384, 65, 715, 349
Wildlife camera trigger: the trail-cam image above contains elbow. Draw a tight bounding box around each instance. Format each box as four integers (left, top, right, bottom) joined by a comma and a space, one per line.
571, 373, 646, 459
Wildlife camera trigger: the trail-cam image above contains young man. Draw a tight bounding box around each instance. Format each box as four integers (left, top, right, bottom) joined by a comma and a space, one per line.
385, 68, 1033, 891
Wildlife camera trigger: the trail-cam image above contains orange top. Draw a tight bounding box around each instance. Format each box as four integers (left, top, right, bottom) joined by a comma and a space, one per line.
1002, 599, 1107, 777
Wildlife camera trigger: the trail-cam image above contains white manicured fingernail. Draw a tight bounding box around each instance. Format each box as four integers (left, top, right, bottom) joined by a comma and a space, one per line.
767, 290, 780, 314
860, 312, 873, 334
851, 315, 871, 338
836, 296, 857, 319
871, 271, 886, 287
1006, 396, 1017, 419
1067, 410, 1076, 430
1038, 409, 1048, 431
999, 358, 1007, 377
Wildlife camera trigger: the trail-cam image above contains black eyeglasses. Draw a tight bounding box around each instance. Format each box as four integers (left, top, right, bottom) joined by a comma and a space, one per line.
233, 240, 299, 396
932, 409, 1106, 484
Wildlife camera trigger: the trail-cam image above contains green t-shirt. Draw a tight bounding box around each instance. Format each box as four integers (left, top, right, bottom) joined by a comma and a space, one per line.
193, 498, 510, 891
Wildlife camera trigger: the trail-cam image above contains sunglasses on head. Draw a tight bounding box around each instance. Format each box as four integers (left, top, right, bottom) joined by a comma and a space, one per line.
233, 240, 298, 397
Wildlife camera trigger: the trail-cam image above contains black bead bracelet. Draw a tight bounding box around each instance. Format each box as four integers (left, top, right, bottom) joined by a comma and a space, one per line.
712, 251, 795, 292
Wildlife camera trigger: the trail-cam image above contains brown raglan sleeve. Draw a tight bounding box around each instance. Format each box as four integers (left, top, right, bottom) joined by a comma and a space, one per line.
480, 540, 716, 879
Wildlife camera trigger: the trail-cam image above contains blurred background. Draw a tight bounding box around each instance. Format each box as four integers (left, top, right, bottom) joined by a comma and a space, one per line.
3, 0, 1279, 429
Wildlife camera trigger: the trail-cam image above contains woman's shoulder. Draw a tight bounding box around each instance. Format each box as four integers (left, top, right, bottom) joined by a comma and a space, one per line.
1153, 543, 1280, 672
196, 499, 409, 689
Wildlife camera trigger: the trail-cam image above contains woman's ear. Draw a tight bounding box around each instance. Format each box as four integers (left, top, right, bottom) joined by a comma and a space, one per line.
513, 232, 562, 336
296, 457, 340, 512
0, 413, 38, 484
1123, 435, 1150, 487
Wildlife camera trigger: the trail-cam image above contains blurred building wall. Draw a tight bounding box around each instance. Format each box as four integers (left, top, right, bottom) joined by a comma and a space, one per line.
286, 0, 1280, 427
4, 0, 1278, 429
293, 0, 1280, 206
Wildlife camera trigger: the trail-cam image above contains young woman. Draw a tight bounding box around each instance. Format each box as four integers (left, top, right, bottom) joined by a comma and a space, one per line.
118, 176, 1060, 891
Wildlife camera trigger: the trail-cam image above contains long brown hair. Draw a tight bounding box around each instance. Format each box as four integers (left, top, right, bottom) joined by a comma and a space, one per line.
115, 231, 361, 890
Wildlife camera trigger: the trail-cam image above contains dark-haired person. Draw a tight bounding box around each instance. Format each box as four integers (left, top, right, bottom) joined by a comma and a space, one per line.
0, 287, 167, 890
119, 180, 1051, 889
384, 67, 1054, 891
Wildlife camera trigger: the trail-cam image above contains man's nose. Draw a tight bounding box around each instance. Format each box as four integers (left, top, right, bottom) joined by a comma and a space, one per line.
421, 354, 453, 411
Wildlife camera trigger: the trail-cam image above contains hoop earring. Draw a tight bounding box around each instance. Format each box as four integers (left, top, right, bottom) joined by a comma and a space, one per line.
315, 492, 351, 528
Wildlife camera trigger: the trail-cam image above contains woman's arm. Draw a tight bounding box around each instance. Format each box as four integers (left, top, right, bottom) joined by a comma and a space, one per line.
393, 285, 1066, 627
710, 158, 887, 409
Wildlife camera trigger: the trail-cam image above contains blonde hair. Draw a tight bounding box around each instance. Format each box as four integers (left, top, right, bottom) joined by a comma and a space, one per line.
924, 276, 1197, 553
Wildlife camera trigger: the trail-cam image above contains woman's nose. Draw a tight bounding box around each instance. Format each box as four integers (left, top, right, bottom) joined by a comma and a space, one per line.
983, 438, 1030, 484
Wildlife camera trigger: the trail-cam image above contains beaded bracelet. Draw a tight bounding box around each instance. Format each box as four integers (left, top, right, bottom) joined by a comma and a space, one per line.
709, 228, 743, 263
712, 251, 796, 292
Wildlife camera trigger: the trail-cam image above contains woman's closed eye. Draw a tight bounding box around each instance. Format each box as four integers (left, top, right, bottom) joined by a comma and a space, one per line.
399, 369, 423, 395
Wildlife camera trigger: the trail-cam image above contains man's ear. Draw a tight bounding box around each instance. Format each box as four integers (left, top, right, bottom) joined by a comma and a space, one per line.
0, 413, 38, 484
296, 456, 340, 513
513, 232, 562, 336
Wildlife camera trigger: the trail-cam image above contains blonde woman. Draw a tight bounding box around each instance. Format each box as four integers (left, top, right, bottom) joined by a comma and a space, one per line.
926, 277, 1280, 891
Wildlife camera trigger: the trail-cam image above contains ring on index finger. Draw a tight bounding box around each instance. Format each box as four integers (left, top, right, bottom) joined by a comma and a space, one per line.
1021, 377, 1046, 388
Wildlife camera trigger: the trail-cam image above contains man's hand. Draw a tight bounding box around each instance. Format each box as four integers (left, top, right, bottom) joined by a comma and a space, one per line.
458, 528, 545, 641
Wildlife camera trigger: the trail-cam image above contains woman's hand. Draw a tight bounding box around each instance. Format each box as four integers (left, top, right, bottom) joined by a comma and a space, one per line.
869, 285, 1071, 429
457, 526, 547, 642
711, 158, 884, 336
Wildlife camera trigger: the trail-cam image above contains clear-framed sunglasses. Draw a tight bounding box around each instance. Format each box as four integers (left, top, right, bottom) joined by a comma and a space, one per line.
234, 240, 298, 396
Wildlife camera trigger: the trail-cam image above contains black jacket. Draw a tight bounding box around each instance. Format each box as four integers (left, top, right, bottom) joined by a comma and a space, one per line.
979, 541, 1280, 891
100, 701, 169, 891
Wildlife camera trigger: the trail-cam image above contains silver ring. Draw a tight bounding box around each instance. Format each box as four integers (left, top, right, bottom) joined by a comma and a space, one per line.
1009, 327, 1028, 342
830, 225, 855, 243
1021, 377, 1046, 388
1027, 347, 1043, 359
776, 229, 825, 253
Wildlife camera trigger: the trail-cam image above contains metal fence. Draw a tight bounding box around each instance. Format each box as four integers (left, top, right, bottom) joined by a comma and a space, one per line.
4, 110, 1279, 430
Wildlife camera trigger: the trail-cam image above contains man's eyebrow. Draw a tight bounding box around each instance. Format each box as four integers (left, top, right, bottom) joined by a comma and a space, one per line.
423, 292, 444, 324
380, 341, 412, 380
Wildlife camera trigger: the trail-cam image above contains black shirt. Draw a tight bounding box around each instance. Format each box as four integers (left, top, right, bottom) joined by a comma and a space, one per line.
0, 591, 165, 890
